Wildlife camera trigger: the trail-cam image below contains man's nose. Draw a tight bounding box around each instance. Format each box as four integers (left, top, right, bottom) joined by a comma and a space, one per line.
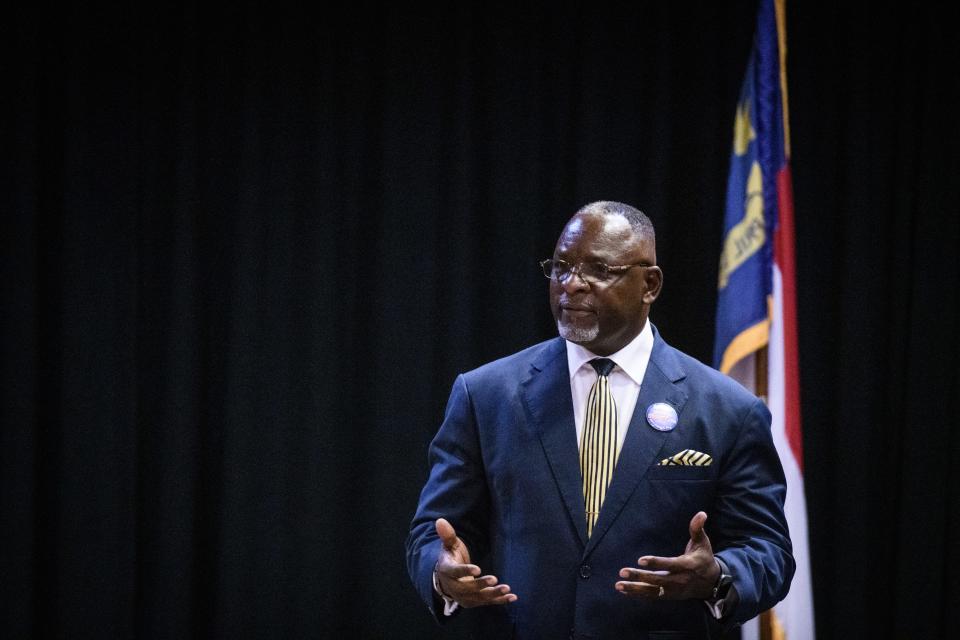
560, 270, 590, 294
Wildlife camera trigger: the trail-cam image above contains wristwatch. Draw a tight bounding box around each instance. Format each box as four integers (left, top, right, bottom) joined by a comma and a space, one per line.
712, 558, 734, 600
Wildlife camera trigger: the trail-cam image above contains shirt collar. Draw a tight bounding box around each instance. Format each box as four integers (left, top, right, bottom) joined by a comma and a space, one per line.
565, 320, 654, 385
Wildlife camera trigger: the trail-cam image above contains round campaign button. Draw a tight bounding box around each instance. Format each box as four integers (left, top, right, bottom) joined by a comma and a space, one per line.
646, 403, 679, 432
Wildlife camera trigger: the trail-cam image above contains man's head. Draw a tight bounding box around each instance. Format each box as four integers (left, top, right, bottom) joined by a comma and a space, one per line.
547, 201, 663, 356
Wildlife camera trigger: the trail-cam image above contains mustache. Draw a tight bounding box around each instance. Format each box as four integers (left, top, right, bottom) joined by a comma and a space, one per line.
557, 297, 594, 311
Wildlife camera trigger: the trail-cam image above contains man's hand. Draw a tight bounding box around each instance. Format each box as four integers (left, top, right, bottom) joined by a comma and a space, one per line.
434, 518, 518, 608
615, 511, 721, 600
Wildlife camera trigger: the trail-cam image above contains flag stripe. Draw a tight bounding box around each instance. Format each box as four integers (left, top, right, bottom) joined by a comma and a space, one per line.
719, 317, 770, 375
773, 166, 803, 470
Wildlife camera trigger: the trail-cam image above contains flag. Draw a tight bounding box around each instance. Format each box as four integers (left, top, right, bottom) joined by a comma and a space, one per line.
713, 1, 814, 638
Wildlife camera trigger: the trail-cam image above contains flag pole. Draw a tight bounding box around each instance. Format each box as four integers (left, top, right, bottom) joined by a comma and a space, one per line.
756, 347, 774, 640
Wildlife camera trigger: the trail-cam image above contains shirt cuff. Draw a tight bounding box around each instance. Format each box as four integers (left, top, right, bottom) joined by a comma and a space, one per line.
432, 570, 460, 616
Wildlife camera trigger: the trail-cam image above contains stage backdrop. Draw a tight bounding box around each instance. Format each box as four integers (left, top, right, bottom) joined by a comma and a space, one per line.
2, 2, 956, 638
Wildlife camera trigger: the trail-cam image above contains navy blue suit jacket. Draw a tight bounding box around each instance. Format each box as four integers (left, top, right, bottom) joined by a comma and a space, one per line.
407, 328, 794, 639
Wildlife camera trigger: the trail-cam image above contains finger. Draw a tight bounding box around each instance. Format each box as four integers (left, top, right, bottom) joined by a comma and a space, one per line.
619, 568, 670, 584
435, 518, 457, 549
476, 584, 516, 604
438, 562, 482, 580
441, 576, 488, 600
454, 582, 518, 607
487, 592, 519, 605
688, 511, 708, 543
451, 576, 499, 597
445, 574, 497, 597
477, 584, 512, 598
636, 555, 684, 572
463, 590, 518, 606
615, 580, 662, 598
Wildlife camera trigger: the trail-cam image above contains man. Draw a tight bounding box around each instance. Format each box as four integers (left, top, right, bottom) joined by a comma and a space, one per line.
406, 201, 794, 639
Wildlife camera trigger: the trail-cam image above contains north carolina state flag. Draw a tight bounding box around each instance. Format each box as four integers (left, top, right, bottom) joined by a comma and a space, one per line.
713, 1, 814, 638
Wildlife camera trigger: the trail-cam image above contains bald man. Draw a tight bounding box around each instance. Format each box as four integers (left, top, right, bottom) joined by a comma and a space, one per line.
407, 201, 794, 639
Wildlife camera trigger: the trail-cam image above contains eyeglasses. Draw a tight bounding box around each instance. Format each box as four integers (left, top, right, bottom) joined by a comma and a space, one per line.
539, 259, 653, 285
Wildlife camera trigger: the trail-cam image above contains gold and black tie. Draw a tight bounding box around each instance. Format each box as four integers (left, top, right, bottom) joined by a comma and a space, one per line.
580, 358, 618, 537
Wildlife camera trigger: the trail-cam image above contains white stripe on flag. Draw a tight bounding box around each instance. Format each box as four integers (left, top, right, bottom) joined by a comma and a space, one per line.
769, 264, 815, 640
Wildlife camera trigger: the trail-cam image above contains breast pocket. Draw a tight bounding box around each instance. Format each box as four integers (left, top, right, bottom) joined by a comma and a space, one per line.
646, 464, 715, 482
641, 468, 717, 533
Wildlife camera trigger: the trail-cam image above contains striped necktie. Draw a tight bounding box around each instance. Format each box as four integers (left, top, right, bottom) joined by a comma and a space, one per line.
580, 357, 618, 538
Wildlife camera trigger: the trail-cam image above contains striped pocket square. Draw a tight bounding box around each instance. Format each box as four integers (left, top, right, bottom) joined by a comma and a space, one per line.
658, 449, 713, 466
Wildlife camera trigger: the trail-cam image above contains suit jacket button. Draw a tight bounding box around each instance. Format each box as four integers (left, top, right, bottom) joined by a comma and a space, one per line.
579, 564, 591, 579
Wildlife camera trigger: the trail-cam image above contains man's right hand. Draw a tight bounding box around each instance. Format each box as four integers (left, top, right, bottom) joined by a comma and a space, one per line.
434, 518, 518, 608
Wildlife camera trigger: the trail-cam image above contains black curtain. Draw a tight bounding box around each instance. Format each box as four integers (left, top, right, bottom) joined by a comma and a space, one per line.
2, 2, 956, 638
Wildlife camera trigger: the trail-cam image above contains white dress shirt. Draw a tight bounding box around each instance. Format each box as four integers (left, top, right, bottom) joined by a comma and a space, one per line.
566, 321, 654, 453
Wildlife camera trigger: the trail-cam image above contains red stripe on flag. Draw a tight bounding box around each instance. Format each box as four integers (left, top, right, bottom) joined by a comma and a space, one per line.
773, 165, 803, 472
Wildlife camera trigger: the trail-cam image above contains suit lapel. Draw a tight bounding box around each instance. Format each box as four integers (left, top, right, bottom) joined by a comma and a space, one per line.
519, 339, 588, 548
584, 329, 688, 556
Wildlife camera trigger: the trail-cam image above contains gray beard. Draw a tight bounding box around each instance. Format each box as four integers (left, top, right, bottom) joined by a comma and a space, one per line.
557, 318, 600, 343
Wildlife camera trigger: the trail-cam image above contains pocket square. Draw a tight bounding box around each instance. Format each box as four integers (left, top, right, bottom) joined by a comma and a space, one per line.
658, 449, 713, 466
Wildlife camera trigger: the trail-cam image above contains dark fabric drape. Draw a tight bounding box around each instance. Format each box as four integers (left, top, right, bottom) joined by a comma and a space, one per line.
790, 4, 960, 637
2, 2, 956, 638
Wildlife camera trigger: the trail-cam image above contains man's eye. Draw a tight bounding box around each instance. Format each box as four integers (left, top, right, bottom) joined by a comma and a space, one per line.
583, 263, 608, 280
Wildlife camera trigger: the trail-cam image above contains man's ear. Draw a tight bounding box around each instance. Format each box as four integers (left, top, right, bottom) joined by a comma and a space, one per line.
642, 266, 663, 304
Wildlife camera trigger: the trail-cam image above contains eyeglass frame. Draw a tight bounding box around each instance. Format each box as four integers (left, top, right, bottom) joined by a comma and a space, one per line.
539, 258, 654, 285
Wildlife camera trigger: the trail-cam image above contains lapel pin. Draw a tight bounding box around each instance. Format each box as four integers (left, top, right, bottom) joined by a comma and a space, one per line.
646, 403, 679, 432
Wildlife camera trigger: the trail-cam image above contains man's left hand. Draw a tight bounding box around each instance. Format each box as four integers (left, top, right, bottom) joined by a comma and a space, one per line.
615, 511, 721, 600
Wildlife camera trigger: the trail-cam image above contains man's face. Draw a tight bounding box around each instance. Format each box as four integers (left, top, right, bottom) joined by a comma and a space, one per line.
549, 212, 662, 356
